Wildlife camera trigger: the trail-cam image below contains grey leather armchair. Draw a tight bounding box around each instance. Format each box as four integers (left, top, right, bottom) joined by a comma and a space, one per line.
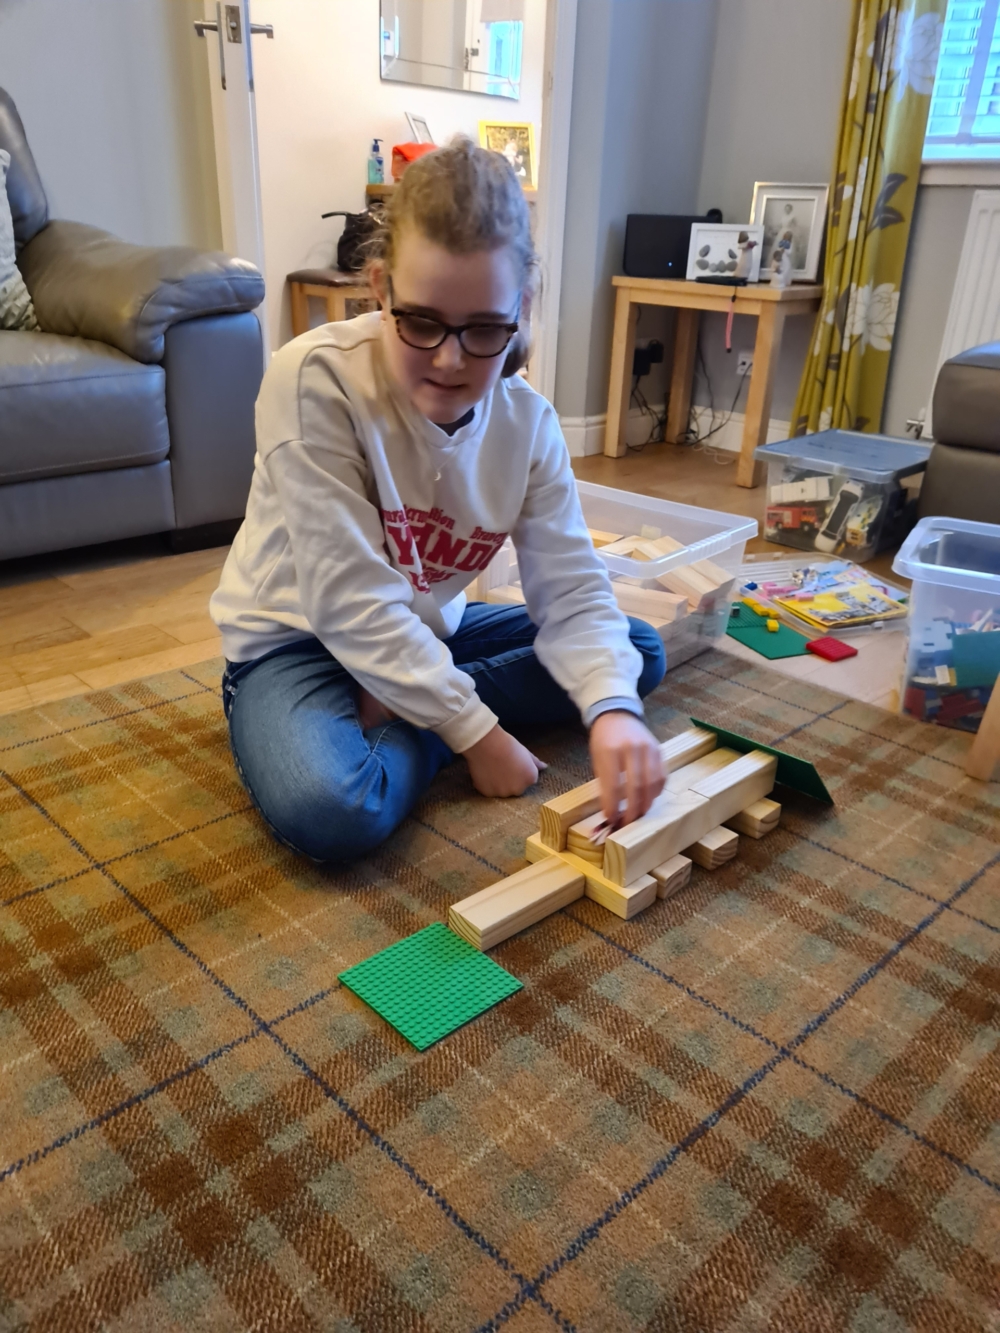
0, 87, 266, 561
919, 343, 1000, 526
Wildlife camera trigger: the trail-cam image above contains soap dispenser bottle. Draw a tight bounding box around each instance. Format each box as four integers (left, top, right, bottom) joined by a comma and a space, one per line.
367, 139, 385, 185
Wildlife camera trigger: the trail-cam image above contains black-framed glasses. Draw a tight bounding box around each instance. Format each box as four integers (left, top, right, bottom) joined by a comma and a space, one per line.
389, 281, 519, 358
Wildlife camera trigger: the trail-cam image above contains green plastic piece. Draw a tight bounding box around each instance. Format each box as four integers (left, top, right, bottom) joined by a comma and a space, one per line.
338, 923, 523, 1051
689, 716, 834, 804
953, 630, 1000, 690
726, 603, 809, 660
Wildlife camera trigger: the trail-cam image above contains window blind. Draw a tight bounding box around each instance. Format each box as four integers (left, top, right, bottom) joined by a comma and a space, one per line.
925, 0, 1000, 159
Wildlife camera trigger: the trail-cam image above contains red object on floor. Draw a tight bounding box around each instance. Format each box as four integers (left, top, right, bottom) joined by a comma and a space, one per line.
806, 637, 859, 662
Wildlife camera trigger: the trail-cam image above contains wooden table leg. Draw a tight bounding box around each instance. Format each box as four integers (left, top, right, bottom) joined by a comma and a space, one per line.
736, 304, 787, 488
665, 308, 700, 444
290, 282, 309, 337
604, 288, 639, 457
965, 674, 1000, 781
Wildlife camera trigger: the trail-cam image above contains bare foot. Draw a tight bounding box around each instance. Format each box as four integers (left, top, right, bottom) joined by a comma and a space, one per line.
357, 686, 397, 730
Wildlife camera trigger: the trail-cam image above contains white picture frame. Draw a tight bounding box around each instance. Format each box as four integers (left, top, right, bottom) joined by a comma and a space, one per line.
686, 223, 764, 283
405, 113, 434, 144
750, 182, 829, 282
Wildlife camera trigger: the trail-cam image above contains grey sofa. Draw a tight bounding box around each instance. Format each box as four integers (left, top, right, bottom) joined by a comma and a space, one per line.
0, 87, 265, 561
919, 342, 1000, 526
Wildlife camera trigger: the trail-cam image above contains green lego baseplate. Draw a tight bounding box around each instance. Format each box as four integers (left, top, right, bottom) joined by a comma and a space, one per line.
338, 922, 523, 1051
726, 602, 810, 659
689, 717, 834, 804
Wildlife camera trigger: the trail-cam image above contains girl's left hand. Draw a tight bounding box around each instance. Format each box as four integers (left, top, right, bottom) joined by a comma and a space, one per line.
589, 711, 664, 827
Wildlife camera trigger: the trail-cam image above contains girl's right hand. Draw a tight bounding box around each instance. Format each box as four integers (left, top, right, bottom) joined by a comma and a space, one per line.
464, 724, 547, 798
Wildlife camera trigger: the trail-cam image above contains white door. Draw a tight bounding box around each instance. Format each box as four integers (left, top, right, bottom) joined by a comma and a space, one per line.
196, 0, 271, 353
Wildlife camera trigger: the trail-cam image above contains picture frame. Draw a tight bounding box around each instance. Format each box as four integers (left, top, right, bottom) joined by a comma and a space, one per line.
405, 113, 434, 145
750, 182, 829, 282
478, 121, 535, 189
686, 223, 764, 283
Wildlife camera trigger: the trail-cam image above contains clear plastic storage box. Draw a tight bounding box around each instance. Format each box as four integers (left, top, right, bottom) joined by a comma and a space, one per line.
892, 516, 1000, 733
477, 482, 757, 671
755, 431, 931, 562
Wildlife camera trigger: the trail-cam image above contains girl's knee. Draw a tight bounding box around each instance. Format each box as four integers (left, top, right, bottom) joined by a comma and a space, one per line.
628, 619, 667, 697
256, 781, 397, 863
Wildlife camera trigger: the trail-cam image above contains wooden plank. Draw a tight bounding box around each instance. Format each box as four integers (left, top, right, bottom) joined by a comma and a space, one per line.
604, 287, 639, 458
613, 584, 689, 622
604, 750, 777, 885
656, 564, 719, 609
448, 857, 585, 951
538, 726, 717, 850
597, 536, 645, 558
588, 529, 624, 548
650, 854, 692, 899
684, 825, 738, 869
725, 797, 781, 839
738, 302, 787, 488
666, 308, 699, 444
524, 834, 655, 919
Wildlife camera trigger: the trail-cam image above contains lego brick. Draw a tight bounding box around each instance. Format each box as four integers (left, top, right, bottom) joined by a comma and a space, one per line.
806, 637, 858, 661
339, 923, 522, 1050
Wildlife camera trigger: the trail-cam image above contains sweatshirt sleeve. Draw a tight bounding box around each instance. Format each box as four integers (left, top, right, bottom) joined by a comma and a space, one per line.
263, 392, 498, 754
511, 402, 644, 718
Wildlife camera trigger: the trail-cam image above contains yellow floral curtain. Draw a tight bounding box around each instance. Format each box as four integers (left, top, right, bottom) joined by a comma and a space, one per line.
794, 0, 946, 436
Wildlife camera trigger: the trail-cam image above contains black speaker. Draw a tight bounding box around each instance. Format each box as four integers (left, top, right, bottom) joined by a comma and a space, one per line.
623, 214, 709, 279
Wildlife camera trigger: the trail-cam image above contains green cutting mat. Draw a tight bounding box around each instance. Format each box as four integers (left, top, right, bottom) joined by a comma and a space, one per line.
690, 717, 834, 804
338, 923, 523, 1051
726, 603, 809, 659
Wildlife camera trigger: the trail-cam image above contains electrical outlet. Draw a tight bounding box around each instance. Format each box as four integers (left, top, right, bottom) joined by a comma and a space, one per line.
737, 352, 754, 376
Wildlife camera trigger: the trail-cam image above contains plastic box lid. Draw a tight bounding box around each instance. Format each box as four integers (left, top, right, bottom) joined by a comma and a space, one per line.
755, 430, 931, 483
576, 480, 758, 577
893, 516, 1000, 595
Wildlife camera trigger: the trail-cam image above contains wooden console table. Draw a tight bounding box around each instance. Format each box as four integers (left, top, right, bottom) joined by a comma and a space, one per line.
288, 268, 374, 336
604, 276, 823, 487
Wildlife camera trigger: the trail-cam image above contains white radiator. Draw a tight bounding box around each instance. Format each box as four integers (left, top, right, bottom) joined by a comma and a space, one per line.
937, 189, 1000, 369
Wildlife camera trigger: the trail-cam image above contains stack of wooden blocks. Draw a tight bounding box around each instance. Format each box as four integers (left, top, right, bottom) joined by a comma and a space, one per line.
467, 530, 736, 636
448, 726, 782, 951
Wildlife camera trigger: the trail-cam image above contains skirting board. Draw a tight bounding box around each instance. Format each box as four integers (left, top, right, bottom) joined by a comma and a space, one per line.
560, 408, 793, 458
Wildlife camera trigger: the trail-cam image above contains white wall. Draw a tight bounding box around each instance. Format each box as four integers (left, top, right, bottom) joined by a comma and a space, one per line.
0, 0, 221, 250
249, 0, 546, 349
693, 0, 854, 431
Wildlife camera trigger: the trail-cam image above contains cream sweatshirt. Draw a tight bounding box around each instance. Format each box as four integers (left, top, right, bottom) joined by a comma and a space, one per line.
210, 313, 643, 753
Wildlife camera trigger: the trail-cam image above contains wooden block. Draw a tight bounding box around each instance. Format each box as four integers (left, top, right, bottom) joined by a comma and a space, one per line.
524, 834, 655, 918
597, 536, 645, 557
448, 857, 585, 950
485, 584, 525, 606
613, 584, 689, 622
604, 750, 777, 885
690, 558, 736, 596
665, 746, 741, 794
538, 726, 717, 850
656, 565, 719, 609
725, 797, 781, 839
588, 529, 624, 548
684, 825, 738, 869
641, 535, 685, 557
650, 854, 692, 899
558, 849, 657, 919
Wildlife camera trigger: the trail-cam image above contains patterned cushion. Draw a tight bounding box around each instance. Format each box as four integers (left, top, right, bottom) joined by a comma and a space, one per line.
0, 148, 39, 331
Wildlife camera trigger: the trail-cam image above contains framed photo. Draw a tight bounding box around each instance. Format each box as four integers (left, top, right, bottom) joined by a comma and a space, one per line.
686, 223, 765, 283
478, 121, 535, 188
405, 113, 434, 144
750, 183, 829, 282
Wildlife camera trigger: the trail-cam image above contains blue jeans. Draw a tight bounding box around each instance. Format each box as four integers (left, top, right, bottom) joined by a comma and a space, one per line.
223, 602, 666, 863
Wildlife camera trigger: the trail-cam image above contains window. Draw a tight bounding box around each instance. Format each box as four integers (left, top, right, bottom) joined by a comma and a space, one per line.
924, 0, 1000, 159
486, 20, 523, 99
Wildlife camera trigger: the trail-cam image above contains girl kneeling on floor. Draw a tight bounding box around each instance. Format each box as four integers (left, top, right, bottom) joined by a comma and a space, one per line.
210, 138, 667, 862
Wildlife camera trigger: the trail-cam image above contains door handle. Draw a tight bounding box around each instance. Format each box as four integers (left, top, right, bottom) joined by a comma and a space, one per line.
250, 23, 274, 37
193, 3, 227, 91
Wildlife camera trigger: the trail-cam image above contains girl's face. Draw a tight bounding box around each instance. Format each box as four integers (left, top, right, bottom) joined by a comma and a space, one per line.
371, 228, 524, 425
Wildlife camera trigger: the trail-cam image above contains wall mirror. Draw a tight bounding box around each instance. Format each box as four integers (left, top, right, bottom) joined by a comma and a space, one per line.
380, 0, 524, 99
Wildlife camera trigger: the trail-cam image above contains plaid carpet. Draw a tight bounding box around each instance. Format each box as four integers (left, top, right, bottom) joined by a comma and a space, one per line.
1, 649, 998, 1333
